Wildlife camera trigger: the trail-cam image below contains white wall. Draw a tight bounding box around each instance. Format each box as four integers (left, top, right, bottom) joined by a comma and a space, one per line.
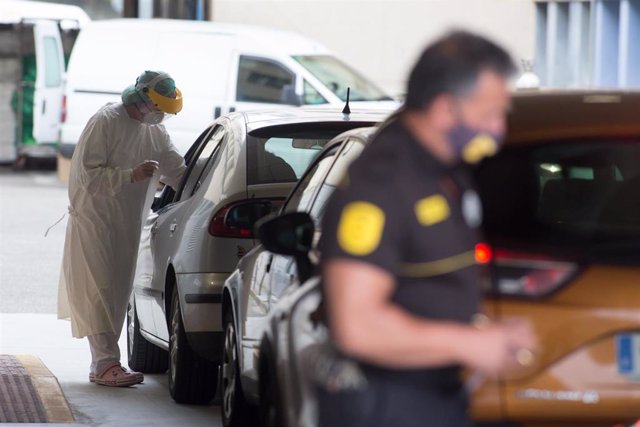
210, 0, 536, 96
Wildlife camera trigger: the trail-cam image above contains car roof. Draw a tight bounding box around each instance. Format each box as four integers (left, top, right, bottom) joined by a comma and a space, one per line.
508, 90, 640, 143
235, 108, 392, 132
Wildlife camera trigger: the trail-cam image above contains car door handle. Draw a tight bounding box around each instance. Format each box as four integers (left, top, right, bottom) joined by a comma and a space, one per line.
169, 223, 178, 233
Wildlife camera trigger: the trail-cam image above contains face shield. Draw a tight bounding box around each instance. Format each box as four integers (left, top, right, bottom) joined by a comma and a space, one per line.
130, 71, 183, 125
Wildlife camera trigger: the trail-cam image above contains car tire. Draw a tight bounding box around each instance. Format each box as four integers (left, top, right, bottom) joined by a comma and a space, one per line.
127, 300, 168, 373
258, 343, 285, 427
221, 312, 257, 427
168, 287, 217, 404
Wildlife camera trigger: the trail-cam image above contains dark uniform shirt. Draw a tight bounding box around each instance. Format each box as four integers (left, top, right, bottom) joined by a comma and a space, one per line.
319, 118, 484, 427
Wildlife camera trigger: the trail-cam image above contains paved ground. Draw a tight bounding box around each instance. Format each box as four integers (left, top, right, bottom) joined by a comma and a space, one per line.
0, 313, 221, 426
0, 168, 67, 313
0, 169, 222, 426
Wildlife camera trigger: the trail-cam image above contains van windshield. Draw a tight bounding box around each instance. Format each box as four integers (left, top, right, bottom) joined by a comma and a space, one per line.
293, 55, 392, 102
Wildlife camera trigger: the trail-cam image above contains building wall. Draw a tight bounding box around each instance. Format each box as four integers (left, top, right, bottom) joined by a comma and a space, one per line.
210, 0, 536, 96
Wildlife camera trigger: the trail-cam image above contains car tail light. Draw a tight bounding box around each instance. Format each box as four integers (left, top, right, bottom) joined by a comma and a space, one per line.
208, 198, 285, 239
61, 94, 67, 123
484, 245, 578, 298
475, 243, 493, 264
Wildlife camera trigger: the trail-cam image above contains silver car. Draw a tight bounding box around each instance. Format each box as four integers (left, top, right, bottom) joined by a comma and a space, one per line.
221, 127, 376, 425
127, 110, 386, 405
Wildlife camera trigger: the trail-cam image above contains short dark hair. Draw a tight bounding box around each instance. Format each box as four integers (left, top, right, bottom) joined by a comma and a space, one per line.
405, 31, 516, 110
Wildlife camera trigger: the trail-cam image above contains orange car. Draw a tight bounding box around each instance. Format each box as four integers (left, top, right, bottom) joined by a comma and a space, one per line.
471, 91, 640, 426
256, 91, 640, 427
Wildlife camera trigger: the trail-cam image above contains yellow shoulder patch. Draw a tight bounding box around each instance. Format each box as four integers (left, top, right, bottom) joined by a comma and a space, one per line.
415, 194, 450, 226
337, 201, 385, 256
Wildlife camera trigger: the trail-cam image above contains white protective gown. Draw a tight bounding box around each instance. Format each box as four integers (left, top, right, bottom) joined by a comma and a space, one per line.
58, 103, 185, 338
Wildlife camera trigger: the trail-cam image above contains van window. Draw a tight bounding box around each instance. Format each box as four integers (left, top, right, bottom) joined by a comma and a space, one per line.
304, 80, 327, 105
44, 37, 62, 87
236, 56, 296, 105
293, 55, 392, 102
477, 140, 640, 263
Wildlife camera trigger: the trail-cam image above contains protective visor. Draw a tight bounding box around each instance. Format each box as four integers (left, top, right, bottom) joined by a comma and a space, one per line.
147, 86, 183, 114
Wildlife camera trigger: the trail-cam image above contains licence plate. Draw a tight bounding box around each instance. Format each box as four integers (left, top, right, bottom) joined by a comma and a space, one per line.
617, 334, 640, 379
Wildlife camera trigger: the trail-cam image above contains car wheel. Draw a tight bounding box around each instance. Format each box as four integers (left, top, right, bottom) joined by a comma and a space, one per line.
221, 312, 256, 427
258, 343, 285, 427
168, 287, 217, 404
127, 299, 168, 373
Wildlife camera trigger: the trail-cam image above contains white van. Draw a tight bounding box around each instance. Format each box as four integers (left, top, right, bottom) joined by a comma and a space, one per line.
60, 18, 396, 164
0, 0, 89, 164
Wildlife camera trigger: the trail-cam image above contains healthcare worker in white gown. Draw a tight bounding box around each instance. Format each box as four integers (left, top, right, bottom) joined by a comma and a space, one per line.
58, 71, 186, 387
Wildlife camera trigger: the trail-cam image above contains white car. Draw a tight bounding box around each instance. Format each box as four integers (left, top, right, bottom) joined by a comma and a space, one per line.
127, 109, 389, 404
222, 126, 376, 426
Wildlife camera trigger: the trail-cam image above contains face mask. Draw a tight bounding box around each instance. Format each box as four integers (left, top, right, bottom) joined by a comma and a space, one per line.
141, 110, 165, 125
136, 102, 165, 125
447, 120, 504, 164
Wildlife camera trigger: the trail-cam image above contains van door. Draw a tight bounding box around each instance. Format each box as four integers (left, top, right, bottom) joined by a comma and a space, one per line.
230, 55, 301, 113
32, 20, 64, 145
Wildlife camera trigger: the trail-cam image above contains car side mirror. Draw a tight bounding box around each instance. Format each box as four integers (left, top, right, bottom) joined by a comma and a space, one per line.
257, 212, 315, 282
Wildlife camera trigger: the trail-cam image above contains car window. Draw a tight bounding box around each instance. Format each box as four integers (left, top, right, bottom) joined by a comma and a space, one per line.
177, 126, 224, 201
154, 126, 215, 211
236, 56, 296, 105
309, 137, 367, 223
477, 140, 640, 262
247, 124, 376, 186
283, 145, 340, 214
248, 138, 329, 185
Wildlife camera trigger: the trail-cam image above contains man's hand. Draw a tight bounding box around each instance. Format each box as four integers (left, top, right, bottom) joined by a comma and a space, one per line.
459, 319, 538, 376
132, 160, 159, 183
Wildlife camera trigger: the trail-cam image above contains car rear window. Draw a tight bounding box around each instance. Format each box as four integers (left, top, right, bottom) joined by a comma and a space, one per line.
477, 139, 640, 263
247, 122, 374, 185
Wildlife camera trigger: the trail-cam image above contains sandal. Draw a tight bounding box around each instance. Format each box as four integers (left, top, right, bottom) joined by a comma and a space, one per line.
91, 363, 144, 387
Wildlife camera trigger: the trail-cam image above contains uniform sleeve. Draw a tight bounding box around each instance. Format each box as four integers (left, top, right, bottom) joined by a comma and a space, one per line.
157, 134, 186, 191
320, 179, 405, 275
78, 114, 133, 197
